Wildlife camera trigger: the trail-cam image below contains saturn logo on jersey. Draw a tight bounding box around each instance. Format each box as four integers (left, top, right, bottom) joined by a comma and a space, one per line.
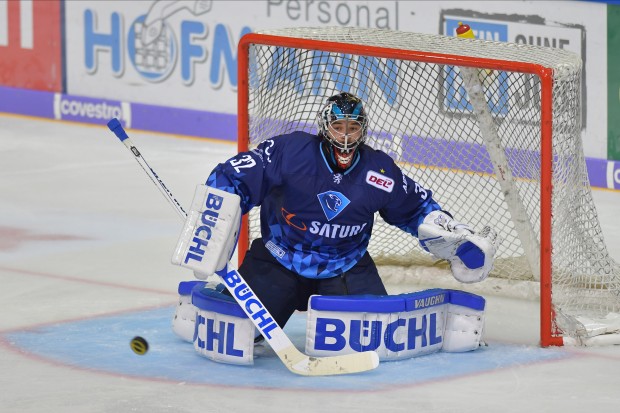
282, 206, 366, 239
317, 191, 350, 221
366, 170, 394, 193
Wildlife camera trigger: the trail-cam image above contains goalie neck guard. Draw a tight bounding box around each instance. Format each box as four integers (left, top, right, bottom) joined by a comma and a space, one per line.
318, 92, 368, 170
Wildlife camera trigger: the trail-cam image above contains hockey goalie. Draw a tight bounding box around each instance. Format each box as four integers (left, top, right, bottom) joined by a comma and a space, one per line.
171, 92, 501, 365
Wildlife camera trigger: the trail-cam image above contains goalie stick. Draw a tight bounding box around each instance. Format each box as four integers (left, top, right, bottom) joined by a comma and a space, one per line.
106, 118, 380, 376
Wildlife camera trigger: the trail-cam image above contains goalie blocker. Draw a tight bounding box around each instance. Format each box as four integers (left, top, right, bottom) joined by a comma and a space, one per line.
172, 283, 485, 365
171, 185, 242, 278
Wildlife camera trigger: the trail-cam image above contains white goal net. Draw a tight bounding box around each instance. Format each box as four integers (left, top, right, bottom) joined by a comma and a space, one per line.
237, 27, 620, 345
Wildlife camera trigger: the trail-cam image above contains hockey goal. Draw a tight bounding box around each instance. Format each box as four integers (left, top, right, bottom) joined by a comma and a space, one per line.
236, 27, 620, 346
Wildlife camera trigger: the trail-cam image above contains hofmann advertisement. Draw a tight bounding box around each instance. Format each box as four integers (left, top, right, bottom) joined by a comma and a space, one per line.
63, 1, 607, 157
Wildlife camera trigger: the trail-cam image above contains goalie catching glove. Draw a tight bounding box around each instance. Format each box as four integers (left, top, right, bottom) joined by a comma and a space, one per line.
418, 210, 501, 283
171, 185, 242, 279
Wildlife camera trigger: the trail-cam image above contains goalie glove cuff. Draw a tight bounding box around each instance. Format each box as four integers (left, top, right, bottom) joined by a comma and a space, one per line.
418, 211, 502, 283
418, 211, 470, 259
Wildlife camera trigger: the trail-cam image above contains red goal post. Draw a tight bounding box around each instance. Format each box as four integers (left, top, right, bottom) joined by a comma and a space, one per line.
236, 27, 620, 347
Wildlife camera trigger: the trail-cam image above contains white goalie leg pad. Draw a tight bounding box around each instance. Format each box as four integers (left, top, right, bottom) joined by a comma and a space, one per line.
442, 290, 486, 352
191, 283, 255, 365
305, 289, 486, 360
171, 185, 241, 279
418, 210, 501, 283
305, 291, 448, 361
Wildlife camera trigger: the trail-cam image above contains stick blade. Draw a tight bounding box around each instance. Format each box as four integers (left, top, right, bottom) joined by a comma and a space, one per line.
278, 346, 379, 376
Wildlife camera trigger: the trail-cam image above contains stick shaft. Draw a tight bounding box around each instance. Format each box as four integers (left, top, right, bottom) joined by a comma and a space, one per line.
107, 119, 187, 220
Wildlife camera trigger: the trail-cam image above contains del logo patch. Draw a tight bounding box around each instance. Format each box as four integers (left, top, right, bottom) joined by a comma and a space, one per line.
366, 170, 394, 193
317, 191, 350, 221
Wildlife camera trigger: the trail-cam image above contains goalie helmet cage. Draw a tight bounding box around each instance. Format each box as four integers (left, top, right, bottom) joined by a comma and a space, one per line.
235, 27, 620, 347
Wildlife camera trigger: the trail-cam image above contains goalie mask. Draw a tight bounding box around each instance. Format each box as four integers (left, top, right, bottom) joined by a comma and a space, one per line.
318, 92, 368, 169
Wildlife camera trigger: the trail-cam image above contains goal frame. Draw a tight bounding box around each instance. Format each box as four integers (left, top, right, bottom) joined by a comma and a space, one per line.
236, 32, 559, 347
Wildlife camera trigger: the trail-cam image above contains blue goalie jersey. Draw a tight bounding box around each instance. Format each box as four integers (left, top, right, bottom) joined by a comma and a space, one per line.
207, 132, 441, 279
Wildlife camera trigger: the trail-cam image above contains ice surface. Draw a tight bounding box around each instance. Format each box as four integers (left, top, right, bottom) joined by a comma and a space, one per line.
1, 115, 619, 413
